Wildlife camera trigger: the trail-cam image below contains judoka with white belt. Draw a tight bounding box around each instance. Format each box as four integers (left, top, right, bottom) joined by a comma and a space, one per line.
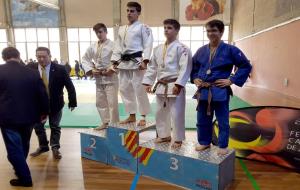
82, 23, 119, 130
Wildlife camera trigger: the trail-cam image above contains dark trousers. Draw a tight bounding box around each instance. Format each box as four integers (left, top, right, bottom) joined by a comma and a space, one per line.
1, 125, 33, 183
75, 70, 81, 79
196, 99, 230, 148
34, 110, 62, 149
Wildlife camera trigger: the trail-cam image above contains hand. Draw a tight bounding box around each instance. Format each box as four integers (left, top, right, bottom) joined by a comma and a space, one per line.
92, 69, 101, 76
40, 115, 48, 123
113, 64, 118, 70
69, 107, 75, 111
215, 79, 232, 88
193, 78, 203, 88
138, 61, 147, 70
108, 65, 118, 73
111, 61, 119, 69
102, 69, 115, 76
86, 70, 93, 76
172, 85, 182, 95
144, 85, 152, 93
110, 64, 119, 71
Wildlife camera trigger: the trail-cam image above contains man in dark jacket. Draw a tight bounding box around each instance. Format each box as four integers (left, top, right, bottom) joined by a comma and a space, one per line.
0, 47, 49, 187
64, 61, 72, 76
75, 60, 81, 79
28, 47, 77, 159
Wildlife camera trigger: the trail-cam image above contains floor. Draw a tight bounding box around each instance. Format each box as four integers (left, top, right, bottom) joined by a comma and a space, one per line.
1, 80, 300, 189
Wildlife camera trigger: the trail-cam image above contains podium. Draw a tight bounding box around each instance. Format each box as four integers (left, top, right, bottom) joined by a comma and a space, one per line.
80, 124, 235, 190
80, 129, 108, 163
138, 140, 235, 190
106, 122, 155, 172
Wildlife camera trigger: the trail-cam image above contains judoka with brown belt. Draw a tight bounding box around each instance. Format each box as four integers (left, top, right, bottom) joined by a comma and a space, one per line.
142, 19, 192, 148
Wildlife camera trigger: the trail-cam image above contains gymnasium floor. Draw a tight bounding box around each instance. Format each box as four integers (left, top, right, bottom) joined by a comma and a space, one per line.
58, 79, 251, 128
0, 79, 300, 190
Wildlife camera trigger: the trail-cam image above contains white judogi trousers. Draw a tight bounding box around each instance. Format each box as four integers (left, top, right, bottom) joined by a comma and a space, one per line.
96, 82, 119, 124
156, 89, 186, 142
119, 69, 151, 115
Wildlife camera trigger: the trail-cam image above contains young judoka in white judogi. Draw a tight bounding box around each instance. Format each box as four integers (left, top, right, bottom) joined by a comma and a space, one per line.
82, 23, 119, 130
142, 19, 192, 148
111, 1, 152, 126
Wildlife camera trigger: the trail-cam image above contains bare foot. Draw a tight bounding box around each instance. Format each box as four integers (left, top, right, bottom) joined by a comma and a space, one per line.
154, 136, 171, 143
217, 148, 228, 156
120, 116, 136, 125
171, 141, 182, 149
195, 144, 210, 151
137, 119, 146, 126
94, 123, 108, 130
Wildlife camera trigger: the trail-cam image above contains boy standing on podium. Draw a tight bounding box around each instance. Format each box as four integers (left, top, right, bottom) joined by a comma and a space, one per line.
143, 19, 192, 148
111, 1, 153, 126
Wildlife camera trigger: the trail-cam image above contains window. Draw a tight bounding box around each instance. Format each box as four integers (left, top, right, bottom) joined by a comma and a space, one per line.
150, 27, 166, 48
180, 26, 230, 54
0, 29, 8, 64
67, 28, 114, 66
14, 28, 60, 62
150, 26, 229, 55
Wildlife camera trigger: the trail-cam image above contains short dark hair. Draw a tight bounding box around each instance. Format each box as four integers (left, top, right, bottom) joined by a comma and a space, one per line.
2, 47, 20, 61
205, 19, 224, 33
163, 19, 181, 31
93, 23, 108, 33
127, 1, 141, 12
36, 47, 51, 55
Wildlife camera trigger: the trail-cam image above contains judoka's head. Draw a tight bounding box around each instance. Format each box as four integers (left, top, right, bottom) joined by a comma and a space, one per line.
127, 2, 141, 23
205, 19, 224, 44
163, 19, 180, 41
93, 23, 108, 41
2, 47, 20, 62
36, 47, 51, 67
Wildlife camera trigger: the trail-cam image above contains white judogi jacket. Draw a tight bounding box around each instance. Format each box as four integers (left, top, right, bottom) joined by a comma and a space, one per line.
143, 40, 192, 97
82, 39, 118, 84
111, 21, 153, 70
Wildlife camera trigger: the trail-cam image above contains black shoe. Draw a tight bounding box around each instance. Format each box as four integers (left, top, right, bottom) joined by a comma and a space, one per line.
10, 179, 32, 187
52, 148, 62, 159
30, 147, 49, 157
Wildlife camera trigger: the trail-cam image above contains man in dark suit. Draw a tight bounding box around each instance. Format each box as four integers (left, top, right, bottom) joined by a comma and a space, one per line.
0, 47, 49, 187
28, 47, 77, 159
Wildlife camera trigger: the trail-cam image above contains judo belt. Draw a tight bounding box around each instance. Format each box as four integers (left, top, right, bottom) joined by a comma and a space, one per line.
194, 82, 233, 115
120, 51, 143, 64
152, 78, 178, 108
113, 51, 143, 67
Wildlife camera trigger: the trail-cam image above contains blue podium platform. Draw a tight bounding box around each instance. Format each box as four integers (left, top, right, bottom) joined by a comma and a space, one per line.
80, 129, 108, 163
139, 140, 235, 190
106, 122, 156, 172
80, 125, 235, 190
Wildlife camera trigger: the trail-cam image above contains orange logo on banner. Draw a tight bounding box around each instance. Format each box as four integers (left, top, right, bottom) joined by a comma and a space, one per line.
124, 131, 154, 166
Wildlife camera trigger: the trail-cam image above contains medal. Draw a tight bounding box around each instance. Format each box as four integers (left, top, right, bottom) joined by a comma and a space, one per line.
206, 69, 211, 75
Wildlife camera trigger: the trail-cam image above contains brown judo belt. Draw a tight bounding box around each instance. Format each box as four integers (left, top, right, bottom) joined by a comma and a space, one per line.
194, 82, 215, 116
152, 78, 178, 108
194, 82, 233, 116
